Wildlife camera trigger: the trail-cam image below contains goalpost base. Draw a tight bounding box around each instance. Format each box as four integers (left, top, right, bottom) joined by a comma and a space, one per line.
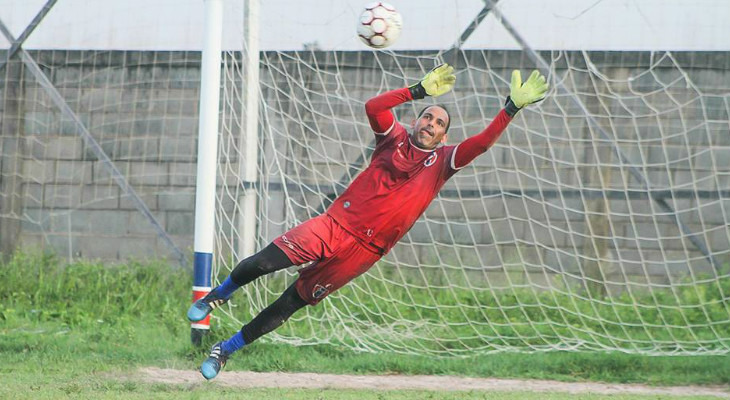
191, 328, 209, 347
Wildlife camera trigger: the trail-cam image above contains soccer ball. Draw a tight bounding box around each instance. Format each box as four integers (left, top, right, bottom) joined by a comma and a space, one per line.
357, 2, 402, 49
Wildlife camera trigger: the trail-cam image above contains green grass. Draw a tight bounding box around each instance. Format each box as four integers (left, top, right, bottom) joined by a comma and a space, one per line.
3, 384, 725, 400
0, 251, 728, 399
246, 257, 730, 356
313, 261, 730, 355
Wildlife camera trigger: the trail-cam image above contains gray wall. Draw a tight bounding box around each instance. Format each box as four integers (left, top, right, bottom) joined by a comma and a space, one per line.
1, 50, 728, 287
1, 51, 201, 261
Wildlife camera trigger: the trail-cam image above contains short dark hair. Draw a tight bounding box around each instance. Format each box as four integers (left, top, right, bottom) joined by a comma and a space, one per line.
417, 104, 451, 133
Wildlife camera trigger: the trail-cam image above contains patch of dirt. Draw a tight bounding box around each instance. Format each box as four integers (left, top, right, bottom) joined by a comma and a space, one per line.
137, 367, 730, 398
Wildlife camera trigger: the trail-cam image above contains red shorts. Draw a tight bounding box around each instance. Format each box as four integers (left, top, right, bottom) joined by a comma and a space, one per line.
273, 213, 382, 305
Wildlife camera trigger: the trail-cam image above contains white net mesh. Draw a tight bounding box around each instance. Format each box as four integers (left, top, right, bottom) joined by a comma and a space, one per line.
214, 30, 730, 356
1, 48, 200, 263
1, 1, 728, 357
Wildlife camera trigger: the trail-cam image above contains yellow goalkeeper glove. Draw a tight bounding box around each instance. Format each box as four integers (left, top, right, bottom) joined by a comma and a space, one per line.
409, 64, 456, 99
505, 69, 548, 117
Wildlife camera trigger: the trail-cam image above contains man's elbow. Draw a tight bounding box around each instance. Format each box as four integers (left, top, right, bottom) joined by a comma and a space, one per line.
364, 98, 378, 116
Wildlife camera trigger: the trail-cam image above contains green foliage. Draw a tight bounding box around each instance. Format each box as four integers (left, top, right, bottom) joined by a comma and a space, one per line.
299, 263, 730, 354
0, 251, 190, 331
0, 250, 729, 395
2, 252, 729, 357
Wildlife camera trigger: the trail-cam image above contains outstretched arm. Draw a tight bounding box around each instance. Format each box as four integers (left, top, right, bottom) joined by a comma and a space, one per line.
452, 109, 512, 169
452, 69, 548, 169
365, 64, 456, 134
364, 87, 412, 134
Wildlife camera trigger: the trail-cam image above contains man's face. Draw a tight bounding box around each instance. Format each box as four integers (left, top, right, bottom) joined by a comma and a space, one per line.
412, 106, 449, 150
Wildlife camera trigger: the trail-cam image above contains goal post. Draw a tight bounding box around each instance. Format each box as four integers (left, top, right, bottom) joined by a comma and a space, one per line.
238, 0, 261, 260
191, 0, 224, 344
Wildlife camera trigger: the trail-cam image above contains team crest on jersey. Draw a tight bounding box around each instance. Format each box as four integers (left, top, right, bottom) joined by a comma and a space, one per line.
312, 283, 332, 299
424, 152, 438, 167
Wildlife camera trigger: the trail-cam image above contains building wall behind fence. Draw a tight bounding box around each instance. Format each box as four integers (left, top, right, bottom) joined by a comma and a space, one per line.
0, 50, 728, 284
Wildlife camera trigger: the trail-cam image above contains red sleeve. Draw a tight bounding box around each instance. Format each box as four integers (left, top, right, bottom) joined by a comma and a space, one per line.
452, 109, 512, 169
365, 87, 413, 134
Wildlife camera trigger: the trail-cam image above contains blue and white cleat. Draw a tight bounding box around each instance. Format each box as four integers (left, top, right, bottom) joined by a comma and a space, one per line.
200, 341, 229, 380
187, 288, 229, 322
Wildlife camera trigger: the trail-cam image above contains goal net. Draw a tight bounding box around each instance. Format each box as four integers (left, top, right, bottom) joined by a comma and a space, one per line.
1, 1, 727, 357
213, 8, 730, 356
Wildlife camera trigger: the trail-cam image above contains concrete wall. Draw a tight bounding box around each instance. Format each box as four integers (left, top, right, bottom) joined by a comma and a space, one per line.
1, 50, 201, 262
1, 50, 728, 286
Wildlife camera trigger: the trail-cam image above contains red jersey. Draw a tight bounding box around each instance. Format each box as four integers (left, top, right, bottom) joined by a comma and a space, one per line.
326, 87, 512, 254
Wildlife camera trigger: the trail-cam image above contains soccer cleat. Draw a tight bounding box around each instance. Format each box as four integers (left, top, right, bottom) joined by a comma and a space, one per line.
187, 288, 229, 322
199, 341, 229, 380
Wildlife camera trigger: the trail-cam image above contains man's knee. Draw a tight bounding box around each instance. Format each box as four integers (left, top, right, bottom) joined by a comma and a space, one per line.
231, 243, 293, 285
256, 243, 293, 272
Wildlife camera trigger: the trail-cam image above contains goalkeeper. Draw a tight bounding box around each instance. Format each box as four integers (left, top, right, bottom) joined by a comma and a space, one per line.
188, 65, 548, 380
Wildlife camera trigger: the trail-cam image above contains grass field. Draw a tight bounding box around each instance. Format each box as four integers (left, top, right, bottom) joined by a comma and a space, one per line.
1, 252, 729, 399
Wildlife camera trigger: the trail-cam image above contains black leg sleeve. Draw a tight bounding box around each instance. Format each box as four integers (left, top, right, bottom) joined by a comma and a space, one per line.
230, 243, 293, 286
240, 282, 307, 344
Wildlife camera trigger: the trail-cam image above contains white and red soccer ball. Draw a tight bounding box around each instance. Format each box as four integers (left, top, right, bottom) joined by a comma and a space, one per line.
357, 2, 402, 49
